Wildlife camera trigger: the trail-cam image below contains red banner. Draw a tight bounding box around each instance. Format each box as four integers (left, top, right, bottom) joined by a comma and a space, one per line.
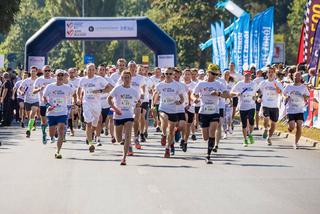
305, 89, 314, 127
297, 24, 305, 63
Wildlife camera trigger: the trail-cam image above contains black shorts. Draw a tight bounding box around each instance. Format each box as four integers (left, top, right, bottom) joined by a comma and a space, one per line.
25, 102, 39, 111
256, 101, 261, 111
240, 109, 255, 129
159, 111, 178, 122
219, 108, 224, 118
40, 106, 47, 117
177, 112, 186, 121
288, 113, 304, 122
263, 107, 279, 122
195, 106, 200, 114
114, 118, 134, 126
186, 111, 195, 124
101, 108, 110, 123
232, 97, 238, 107
199, 113, 220, 128
141, 102, 149, 112
17, 98, 24, 104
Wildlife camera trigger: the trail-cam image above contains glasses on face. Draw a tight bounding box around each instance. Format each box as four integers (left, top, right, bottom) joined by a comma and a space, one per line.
57, 74, 64, 77
164, 73, 173, 76
210, 72, 218, 76
44, 70, 51, 72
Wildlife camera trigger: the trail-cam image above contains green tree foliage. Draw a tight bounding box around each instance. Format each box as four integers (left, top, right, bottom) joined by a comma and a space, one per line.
0, 0, 21, 34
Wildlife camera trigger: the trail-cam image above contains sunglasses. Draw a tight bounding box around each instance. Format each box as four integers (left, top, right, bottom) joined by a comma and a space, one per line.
164, 73, 173, 76
210, 72, 218, 76
57, 74, 64, 77
44, 70, 51, 72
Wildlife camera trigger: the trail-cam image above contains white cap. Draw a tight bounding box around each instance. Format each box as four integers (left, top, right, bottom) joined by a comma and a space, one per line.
250, 63, 256, 68
56, 69, 66, 75
128, 60, 136, 66
242, 63, 249, 71
198, 69, 205, 75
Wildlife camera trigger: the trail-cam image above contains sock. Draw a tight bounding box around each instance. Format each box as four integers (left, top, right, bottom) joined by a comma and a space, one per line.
88, 140, 93, 145
207, 138, 214, 156
68, 118, 73, 129
41, 124, 47, 136
28, 119, 35, 131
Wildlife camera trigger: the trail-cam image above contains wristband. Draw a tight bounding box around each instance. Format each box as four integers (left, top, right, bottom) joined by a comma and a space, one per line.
45, 103, 51, 108
100, 89, 103, 93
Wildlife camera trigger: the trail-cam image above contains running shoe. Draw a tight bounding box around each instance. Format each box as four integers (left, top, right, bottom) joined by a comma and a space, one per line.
26, 130, 31, 138
156, 127, 161, 132
101, 129, 104, 134
111, 137, 116, 144
140, 134, 146, 143
50, 137, 56, 144
96, 142, 102, 147
120, 160, 126, 165
89, 144, 95, 153
32, 126, 36, 131
179, 139, 185, 149
248, 134, 255, 144
105, 128, 108, 136
63, 135, 66, 142
70, 131, 74, 136
206, 156, 213, 164
191, 134, 197, 141
174, 130, 181, 143
223, 133, 227, 139
254, 127, 259, 130
293, 143, 299, 150
55, 153, 62, 159
161, 134, 166, 146
120, 139, 125, 145
170, 144, 175, 155
262, 129, 268, 139
135, 142, 142, 150
267, 138, 272, 146
182, 142, 187, 152
229, 129, 233, 134
243, 139, 249, 147
95, 136, 101, 142
212, 146, 218, 153
21, 122, 24, 128
144, 131, 148, 139
42, 135, 47, 145
164, 148, 170, 158
128, 147, 134, 156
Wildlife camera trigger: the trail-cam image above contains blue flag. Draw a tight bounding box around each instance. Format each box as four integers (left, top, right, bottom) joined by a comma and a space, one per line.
259, 7, 274, 68
211, 24, 220, 64
216, 22, 228, 70
250, 12, 263, 66
310, 19, 320, 69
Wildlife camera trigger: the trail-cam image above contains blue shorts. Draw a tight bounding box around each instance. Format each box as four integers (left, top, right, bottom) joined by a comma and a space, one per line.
114, 118, 134, 126
47, 115, 68, 127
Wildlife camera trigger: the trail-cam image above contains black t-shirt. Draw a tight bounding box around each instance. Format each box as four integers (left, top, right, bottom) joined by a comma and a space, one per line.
1, 80, 13, 101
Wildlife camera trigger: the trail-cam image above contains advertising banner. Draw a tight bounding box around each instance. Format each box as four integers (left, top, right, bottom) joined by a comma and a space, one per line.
259, 7, 274, 68
28, 56, 45, 70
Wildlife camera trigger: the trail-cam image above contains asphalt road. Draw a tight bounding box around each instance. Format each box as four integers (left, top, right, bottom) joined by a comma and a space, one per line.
0, 124, 319, 214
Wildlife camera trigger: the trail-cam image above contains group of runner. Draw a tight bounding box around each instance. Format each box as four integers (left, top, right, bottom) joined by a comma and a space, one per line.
13, 59, 309, 165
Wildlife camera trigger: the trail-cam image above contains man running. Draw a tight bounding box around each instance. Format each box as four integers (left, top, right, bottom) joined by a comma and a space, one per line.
13, 71, 29, 128
19, 66, 39, 138
67, 68, 80, 136
231, 70, 259, 146
108, 70, 139, 165
193, 64, 227, 164
258, 67, 284, 145
33, 65, 55, 144
77, 63, 113, 152
150, 67, 162, 132
253, 69, 265, 130
229, 62, 243, 129
110, 58, 126, 83
154, 67, 184, 158
283, 71, 309, 149
43, 69, 73, 159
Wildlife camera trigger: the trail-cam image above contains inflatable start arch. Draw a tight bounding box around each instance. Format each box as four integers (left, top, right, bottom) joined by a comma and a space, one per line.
25, 17, 177, 70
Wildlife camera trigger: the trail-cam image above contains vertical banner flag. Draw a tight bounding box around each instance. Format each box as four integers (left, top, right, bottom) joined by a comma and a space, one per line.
216, 22, 228, 70
250, 12, 262, 66
297, 24, 305, 64
305, 89, 314, 127
304, 0, 320, 64
259, 7, 274, 68
242, 14, 250, 68
211, 24, 220, 65
309, 19, 320, 68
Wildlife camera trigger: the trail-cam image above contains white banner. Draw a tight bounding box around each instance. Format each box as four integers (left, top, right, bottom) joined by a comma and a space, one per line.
65, 20, 137, 38
28, 56, 45, 70
273, 42, 285, 63
157, 55, 175, 68
0, 55, 4, 68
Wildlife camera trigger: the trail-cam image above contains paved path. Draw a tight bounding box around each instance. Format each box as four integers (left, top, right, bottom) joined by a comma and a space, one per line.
0, 125, 319, 214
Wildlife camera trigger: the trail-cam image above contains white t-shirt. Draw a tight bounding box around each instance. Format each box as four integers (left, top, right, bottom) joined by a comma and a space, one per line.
20, 78, 38, 103
68, 77, 80, 93
155, 81, 182, 114
192, 80, 201, 107
253, 76, 265, 86
14, 80, 24, 99
258, 80, 284, 108
176, 81, 189, 113
110, 72, 121, 83
109, 85, 139, 120
231, 81, 258, 111
217, 77, 228, 109
79, 75, 108, 105
283, 84, 309, 114
100, 76, 115, 109
193, 80, 222, 115
185, 81, 197, 113
151, 76, 161, 85
43, 83, 73, 116
230, 72, 243, 83
34, 76, 55, 106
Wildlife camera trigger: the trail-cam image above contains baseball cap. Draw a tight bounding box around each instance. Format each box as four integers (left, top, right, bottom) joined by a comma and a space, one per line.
243, 70, 252, 75
128, 60, 136, 66
207, 64, 220, 73
56, 69, 66, 75
198, 69, 205, 75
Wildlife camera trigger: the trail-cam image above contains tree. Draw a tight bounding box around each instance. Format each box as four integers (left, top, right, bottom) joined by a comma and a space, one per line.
0, 0, 21, 34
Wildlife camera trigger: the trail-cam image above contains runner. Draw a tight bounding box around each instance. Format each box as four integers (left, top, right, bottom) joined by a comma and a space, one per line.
222, 69, 234, 138
110, 58, 126, 83
193, 64, 227, 164
77, 63, 113, 152
229, 62, 243, 129
182, 68, 197, 151
283, 71, 309, 149
43, 69, 73, 158
150, 67, 162, 132
231, 70, 259, 147
191, 68, 200, 141
153, 67, 184, 158
108, 70, 139, 165
33, 65, 55, 144
67, 67, 80, 136
13, 71, 29, 128
258, 67, 284, 145
18, 66, 39, 138
253, 69, 265, 130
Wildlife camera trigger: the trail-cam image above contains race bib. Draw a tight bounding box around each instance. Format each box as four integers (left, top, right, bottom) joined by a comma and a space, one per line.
203, 104, 217, 114
121, 98, 131, 110
86, 88, 95, 100
163, 97, 176, 104
52, 97, 65, 113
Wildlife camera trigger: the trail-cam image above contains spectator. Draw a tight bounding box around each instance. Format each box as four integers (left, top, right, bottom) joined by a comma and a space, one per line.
0, 72, 14, 126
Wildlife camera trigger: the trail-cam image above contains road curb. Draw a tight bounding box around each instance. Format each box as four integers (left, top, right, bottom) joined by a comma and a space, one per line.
274, 130, 320, 149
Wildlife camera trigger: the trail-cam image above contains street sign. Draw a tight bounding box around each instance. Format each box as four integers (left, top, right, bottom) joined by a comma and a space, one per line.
142, 55, 149, 64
